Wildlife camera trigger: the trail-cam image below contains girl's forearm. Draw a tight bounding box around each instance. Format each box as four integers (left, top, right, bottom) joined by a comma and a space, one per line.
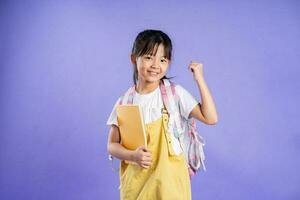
108, 142, 135, 161
196, 76, 218, 123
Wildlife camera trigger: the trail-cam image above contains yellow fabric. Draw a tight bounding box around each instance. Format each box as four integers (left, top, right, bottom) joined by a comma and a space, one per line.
119, 108, 191, 200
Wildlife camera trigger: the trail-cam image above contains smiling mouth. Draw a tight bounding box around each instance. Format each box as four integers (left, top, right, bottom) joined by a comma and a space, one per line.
148, 71, 159, 76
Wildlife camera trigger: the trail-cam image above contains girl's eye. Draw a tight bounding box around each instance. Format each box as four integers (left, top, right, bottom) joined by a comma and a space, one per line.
161, 59, 167, 63
145, 56, 152, 59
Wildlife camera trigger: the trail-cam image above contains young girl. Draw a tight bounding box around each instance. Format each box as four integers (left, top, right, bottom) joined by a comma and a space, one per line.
107, 29, 218, 200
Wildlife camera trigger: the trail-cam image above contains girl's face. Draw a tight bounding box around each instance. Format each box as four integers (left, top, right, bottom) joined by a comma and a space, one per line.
133, 44, 170, 84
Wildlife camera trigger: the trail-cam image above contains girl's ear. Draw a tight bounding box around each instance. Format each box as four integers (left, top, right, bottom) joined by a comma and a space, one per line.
130, 54, 137, 65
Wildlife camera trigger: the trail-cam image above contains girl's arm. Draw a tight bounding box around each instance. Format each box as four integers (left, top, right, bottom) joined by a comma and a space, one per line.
188, 61, 218, 125
107, 125, 152, 168
107, 125, 136, 161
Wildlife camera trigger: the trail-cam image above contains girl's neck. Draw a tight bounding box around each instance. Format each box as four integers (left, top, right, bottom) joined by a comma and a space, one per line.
136, 80, 160, 95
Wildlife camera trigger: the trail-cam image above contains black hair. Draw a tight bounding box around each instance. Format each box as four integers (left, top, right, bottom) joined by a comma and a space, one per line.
131, 29, 173, 85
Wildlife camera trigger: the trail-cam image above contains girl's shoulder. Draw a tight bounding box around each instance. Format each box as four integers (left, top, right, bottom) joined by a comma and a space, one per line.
171, 82, 191, 96
172, 82, 197, 103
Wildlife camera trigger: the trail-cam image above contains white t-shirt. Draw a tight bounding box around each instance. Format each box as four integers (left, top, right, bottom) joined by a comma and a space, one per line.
106, 84, 199, 127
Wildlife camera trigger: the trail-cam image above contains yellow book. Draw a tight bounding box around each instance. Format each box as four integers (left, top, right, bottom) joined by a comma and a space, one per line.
116, 104, 147, 164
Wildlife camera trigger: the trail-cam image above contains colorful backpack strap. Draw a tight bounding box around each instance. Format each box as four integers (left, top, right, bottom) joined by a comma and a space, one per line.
160, 79, 184, 134
120, 85, 136, 105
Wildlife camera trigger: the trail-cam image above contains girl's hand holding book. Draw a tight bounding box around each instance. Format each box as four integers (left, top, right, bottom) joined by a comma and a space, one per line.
133, 146, 152, 169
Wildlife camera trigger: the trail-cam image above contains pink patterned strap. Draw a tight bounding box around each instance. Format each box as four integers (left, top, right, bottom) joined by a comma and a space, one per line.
159, 81, 171, 112
120, 86, 136, 105
161, 79, 184, 134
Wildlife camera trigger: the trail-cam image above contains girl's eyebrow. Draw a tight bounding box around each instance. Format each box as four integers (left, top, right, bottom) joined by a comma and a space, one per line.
144, 54, 167, 59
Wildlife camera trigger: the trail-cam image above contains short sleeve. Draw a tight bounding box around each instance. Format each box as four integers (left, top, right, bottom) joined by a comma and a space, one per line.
106, 97, 121, 127
175, 84, 199, 120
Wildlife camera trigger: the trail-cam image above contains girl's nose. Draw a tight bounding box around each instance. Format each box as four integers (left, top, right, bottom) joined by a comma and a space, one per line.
151, 59, 160, 69
151, 64, 159, 69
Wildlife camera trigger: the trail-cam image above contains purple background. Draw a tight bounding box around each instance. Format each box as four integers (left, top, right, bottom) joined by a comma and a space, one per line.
1, 0, 299, 199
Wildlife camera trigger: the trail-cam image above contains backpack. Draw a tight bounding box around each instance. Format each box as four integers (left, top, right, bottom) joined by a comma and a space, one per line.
109, 79, 206, 177
159, 79, 206, 177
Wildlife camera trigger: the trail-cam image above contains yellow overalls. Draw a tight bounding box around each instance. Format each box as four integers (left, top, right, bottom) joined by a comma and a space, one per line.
119, 108, 191, 200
